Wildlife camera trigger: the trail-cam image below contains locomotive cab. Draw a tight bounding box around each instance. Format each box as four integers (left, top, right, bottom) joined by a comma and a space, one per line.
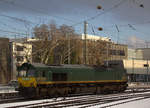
17, 63, 37, 88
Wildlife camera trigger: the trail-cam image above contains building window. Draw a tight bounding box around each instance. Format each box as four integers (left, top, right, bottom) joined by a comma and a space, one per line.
16, 56, 24, 62
110, 50, 116, 55
109, 50, 125, 56
119, 50, 125, 56
28, 69, 35, 77
16, 46, 24, 51
42, 71, 46, 77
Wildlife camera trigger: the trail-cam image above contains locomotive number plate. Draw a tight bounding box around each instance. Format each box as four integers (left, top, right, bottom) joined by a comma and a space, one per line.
22, 78, 31, 80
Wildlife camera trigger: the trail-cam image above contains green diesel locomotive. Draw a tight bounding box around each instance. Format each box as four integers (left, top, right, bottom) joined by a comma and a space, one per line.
17, 60, 128, 98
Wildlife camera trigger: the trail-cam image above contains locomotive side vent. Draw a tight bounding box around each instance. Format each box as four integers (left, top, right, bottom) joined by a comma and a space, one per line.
52, 73, 67, 81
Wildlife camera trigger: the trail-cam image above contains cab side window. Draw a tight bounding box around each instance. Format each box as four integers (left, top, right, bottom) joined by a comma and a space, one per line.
28, 69, 35, 77
42, 71, 46, 77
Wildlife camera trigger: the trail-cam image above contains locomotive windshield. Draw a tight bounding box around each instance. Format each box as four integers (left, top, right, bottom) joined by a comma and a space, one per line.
19, 70, 27, 77
18, 69, 35, 77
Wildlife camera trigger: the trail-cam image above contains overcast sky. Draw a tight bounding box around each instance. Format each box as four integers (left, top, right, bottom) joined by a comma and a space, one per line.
0, 0, 150, 47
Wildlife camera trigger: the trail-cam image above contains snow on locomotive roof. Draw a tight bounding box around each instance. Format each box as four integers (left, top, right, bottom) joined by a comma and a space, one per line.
32, 63, 93, 68
32, 63, 49, 67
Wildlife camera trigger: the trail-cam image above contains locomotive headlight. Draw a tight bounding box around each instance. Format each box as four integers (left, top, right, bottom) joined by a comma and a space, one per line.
20, 70, 27, 77
30, 83, 34, 86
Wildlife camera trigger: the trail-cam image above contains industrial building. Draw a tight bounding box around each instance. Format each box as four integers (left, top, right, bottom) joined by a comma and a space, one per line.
124, 59, 150, 82
82, 34, 127, 65
136, 48, 150, 60
0, 38, 11, 84
125, 48, 150, 82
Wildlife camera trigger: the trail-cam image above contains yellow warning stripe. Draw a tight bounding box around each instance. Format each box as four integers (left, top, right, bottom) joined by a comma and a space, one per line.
38, 80, 127, 85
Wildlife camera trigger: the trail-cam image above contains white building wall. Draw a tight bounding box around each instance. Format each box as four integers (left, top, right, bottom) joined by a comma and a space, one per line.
136, 48, 150, 60
10, 42, 32, 80
136, 49, 144, 60
128, 48, 136, 59
123, 59, 150, 75
129, 48, 150, 60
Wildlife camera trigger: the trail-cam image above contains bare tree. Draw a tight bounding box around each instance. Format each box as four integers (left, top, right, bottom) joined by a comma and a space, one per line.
32, 22, 110, 65
32, 22, 80, 65
88, 40, 108, 65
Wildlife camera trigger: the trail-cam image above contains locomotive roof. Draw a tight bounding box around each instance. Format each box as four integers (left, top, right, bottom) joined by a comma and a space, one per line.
20, 60, 124, 69
31, 63, 93, 69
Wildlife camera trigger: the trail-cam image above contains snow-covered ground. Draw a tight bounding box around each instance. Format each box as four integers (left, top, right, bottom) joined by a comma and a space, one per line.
128, 82, 150, 88
0, 85, 16, 93
68, 97, 150, 108
110, 98, 150, 108
1, 97, 150, 108
87, 97, 147, 108
1, 91, 150, 108
0, 98, 55, 107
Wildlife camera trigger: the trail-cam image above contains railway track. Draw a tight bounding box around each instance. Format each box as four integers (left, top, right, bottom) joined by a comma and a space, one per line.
30, 92, 150, 108
75, 92, 150, 108
0, 97, 26, 104
0, 91, 30, 104
2, 89, 150, 108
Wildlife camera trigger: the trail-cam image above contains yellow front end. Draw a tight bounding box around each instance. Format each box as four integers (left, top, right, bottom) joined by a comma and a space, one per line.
18, 77, 37, 88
